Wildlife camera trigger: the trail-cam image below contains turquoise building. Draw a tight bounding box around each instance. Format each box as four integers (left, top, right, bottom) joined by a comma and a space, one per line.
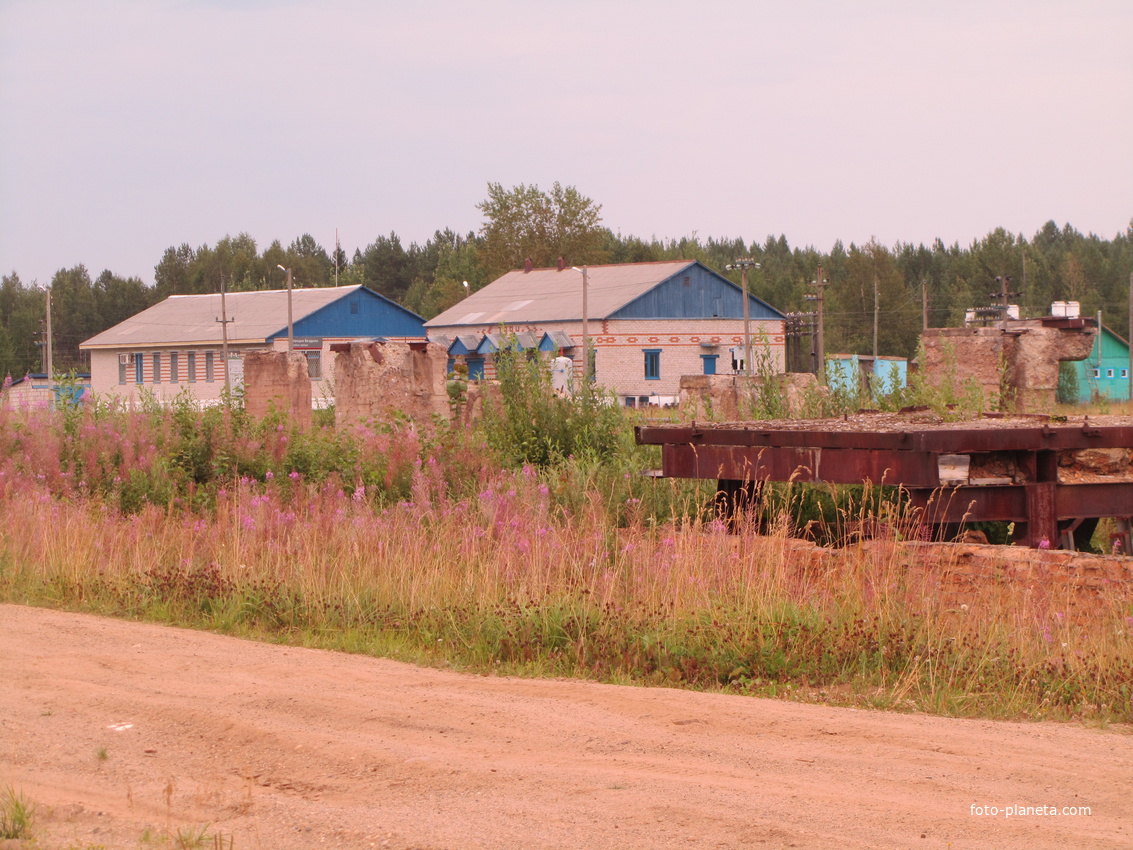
826, 354, 908, 400
1074, 325, 1131, 403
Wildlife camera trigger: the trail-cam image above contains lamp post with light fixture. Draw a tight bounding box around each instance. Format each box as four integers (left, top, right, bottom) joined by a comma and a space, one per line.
571, 265, 590, 383
277, 265, 294, 350
725, 259, 760, 376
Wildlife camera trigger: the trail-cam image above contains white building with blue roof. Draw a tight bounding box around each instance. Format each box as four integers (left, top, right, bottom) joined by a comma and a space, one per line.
80, 285, 426, 405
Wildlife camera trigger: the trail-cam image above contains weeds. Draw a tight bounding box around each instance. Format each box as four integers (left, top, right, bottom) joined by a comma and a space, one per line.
0, 383, 1130, 725
0, 784, 34, 840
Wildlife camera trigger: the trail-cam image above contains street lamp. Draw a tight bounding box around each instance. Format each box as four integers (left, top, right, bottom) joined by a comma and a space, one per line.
277, 265, 294, 351
571, 265, 590, 383
725, 259, 760, 377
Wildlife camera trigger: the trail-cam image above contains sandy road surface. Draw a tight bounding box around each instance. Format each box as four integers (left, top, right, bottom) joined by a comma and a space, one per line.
1, 604, 1130, 850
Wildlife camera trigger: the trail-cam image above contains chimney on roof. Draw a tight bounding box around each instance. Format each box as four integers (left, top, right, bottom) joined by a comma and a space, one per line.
524, 258, 534, 273
557, 256, 565, 271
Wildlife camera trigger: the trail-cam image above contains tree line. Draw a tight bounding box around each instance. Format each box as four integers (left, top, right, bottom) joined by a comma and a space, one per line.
2, 182, 1131, 379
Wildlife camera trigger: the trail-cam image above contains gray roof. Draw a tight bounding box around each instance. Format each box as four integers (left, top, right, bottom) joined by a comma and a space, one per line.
425, 260, 699, 327
81, 286, 364, 349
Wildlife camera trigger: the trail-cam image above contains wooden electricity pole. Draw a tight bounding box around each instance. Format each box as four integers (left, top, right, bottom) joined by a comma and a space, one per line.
922, 278, 929, 331
217, 276, 233, 395
45, 288, 54, 412
804, 264, 829, 383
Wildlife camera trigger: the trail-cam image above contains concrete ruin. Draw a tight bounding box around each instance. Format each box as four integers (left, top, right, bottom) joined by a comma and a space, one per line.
678, 373, 822, 421
242, 350, 312, 429
919, 318, 1096, 413
332, 340, 452, 428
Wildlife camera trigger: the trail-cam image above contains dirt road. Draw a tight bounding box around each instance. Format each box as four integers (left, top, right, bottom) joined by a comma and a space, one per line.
1, 604, 1129, 849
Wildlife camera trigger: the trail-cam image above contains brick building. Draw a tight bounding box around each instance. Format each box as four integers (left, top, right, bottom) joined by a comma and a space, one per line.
425, 260, 786, 406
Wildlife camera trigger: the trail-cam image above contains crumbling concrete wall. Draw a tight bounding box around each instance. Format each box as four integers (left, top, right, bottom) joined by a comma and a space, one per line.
679, 373, 821, 420
334, 341, 450, 428
243, 350, 312, 429
919, 321, 1095, 413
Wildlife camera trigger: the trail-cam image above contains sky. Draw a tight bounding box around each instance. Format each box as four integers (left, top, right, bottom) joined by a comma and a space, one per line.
1, 0, 1131, 287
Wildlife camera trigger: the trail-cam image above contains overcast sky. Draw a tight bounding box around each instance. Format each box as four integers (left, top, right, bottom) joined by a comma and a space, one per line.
1, 0, 1130, 287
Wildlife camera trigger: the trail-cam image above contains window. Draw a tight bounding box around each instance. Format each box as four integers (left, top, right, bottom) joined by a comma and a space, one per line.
305, 351, 322, 380
701, 354, 718, 376
188, 351, 197, 383
134, 353, 144, 384
1093, 368, 1101, 378
1107, 368, 1115, 379
118, 356, 127, 385
644, 349, 661, 380
170, 352, 179, 383
1122, 369, 1129, 379
205, 351, 215, 383
152, 352, 161, 383
350, 300, 360, 314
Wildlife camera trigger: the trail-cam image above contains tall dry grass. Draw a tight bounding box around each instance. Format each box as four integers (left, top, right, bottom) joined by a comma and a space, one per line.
2, 433, 1130, 722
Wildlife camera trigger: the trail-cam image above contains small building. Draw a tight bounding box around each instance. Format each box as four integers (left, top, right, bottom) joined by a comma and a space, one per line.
425, 260, 787, 406
1, 372, 91, 409
1074, 324, 1131, 403
826, 354, 908, 398
79, 286, 426, 405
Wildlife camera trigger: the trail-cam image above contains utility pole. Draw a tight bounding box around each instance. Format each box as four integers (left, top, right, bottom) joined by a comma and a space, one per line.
216, 276, 233, 394
277, 265, 295, 350
1128, 270, 1132, 402
804, 264, 829, 383
873, 275, 879, 360
992, 275, 1020, 320
45, 288, 54, 412
571, 266, 591, 384
922, 278, 929, 332
725, 259, 760, 376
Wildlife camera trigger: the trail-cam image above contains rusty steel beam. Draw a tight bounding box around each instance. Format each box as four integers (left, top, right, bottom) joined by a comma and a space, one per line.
660, 444, 939, 487
636, 423, 1133, 454
638, 420, 1133, 550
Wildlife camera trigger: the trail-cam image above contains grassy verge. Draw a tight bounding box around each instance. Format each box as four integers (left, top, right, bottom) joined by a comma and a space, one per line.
2, 452, 1130, 723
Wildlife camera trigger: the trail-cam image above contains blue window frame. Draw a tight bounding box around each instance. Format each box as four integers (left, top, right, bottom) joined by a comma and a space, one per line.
644, 349, 661, 380
701, 354, 718, 375
134, 353, 144, 384
170, 351, 179, 383
467, 357, 485, 380
152, 352, 161, 383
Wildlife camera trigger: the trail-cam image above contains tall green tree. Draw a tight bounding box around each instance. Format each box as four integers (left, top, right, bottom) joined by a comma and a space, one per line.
0, 272, 44, 379
94, 270, 154, 331
358, 233, 411, 302
827, 240, 919, 359
477, 182, 607, 278
48, 265, 100, 370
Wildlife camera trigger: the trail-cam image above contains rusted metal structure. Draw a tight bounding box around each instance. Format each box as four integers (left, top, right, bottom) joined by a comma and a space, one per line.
635, 413, 1133, 551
